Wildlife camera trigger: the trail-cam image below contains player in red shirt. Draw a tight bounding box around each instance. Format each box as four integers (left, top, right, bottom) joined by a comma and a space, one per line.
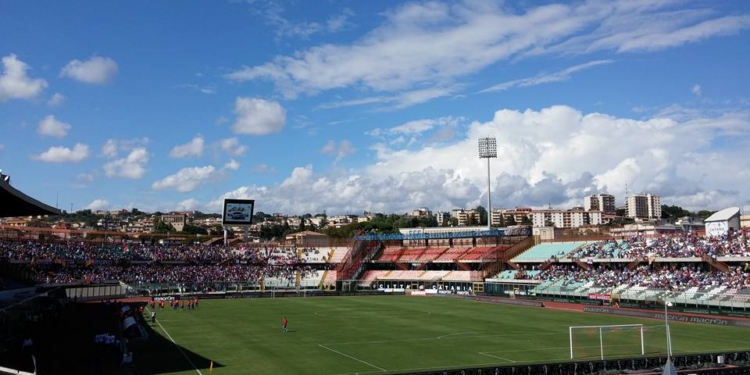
282, 317, 288, 333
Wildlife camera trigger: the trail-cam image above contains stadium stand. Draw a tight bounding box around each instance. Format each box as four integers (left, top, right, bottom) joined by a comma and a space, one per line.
513, 242, 586, 262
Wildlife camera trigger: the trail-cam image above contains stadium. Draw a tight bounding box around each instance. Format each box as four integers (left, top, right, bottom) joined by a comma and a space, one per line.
2, 175, 750, 375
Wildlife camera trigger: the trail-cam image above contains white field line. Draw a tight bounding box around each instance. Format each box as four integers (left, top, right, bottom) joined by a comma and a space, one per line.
437, 331, 476, 339
323, 331, 560, 346
319, 344, 387, 372
479, 352, 516, 362
146, 306, 204, 375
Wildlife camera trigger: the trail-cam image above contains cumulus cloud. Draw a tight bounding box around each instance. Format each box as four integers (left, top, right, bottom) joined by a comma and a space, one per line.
101, 138, 149, 158
223, 159, 240, 171
218, 137, 247, 156
250, 164, 276, 174
103, 148, 149, 179
692, 84, 702, 96
37, 115, 72, 138
33, 143, 90, 163
84, 199, 109, 211
169, 136, 204, 158
226, 1, 750, 103
208, 105, 750, 214
321, 140, 355, 162
152, 166, 217, 193
176, 198, 200, 211
0, 54, 47, 101
60, 56, 119, 84
232, 97, 286, 135
47, 93, 66, 107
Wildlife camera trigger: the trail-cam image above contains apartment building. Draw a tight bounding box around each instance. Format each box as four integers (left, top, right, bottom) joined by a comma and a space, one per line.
435, 211, 450, 226
530, 209, 603, 228
584, 194, 616, 215
451, 209, 477, 226
626, 194, 662, 219
410, 207, 432, 217
161, 213, 186, 232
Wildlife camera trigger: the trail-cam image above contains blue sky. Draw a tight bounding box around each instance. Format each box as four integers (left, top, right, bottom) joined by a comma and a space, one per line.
1, 0, 749, 215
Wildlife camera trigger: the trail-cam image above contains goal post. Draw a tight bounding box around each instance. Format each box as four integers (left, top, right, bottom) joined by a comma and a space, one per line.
569, 324, 644, 360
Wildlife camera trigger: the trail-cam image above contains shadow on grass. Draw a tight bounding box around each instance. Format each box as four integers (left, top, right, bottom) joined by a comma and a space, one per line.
132, 314, 224, 375
0, 302, 223, 375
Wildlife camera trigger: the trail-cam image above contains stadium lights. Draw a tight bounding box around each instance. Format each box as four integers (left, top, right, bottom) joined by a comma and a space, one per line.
478, 137, 497, 231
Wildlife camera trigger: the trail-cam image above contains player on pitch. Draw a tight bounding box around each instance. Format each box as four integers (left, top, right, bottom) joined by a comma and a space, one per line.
282, 316, 288, 333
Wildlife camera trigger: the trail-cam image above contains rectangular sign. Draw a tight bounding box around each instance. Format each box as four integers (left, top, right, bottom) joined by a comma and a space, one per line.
222, 199, 254, 226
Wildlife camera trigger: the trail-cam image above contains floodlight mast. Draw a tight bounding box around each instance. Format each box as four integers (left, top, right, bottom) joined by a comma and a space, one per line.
478, 137, 497, 231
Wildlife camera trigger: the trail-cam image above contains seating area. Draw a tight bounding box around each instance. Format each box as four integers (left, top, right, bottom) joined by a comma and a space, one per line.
374, 248, 402, 262
416, 248, 448, 262
327, 247, 349, 263
442, 271, 481, 282
513, 242, 585, 262
399, 248, 427, 262
458, 247, 495, 261
434, 248, 471, 262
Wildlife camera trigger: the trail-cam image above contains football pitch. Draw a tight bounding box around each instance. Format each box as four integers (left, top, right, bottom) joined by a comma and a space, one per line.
136, 296, 750, 375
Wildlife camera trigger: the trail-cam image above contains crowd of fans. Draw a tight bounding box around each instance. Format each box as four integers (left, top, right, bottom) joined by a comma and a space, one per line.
0, 239, 331, 286
569, 230, 749, 260
519, 263, 750, 292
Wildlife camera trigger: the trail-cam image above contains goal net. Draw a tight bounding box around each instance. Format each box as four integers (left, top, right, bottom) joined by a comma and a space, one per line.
570, 324, 654, 360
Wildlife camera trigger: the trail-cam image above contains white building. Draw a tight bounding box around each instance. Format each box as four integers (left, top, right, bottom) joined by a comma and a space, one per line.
530, 209, 603, 229
584, 194, 616, 215
451, 209, 477, 226
435, 211, 450, 226
704, 207, 741, 238
626, 194, 661, 219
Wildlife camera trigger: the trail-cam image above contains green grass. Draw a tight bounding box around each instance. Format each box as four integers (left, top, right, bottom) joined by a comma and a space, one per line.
137, 296, 750, 375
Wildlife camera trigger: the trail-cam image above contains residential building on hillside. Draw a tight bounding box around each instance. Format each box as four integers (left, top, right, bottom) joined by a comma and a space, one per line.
530, 209, 603, 228
584, 194, 616, 215
435, 211, 450, 226
410, 207, 432, 217
626, 194, 661, 219
496, 208, 532, 226
451, 209, 477, 226
161, 213, 186, 232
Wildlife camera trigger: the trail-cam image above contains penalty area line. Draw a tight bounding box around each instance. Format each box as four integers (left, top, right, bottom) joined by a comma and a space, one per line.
319, 344, 387, 372
146, 306, 204, 375
479, 352, 517, 363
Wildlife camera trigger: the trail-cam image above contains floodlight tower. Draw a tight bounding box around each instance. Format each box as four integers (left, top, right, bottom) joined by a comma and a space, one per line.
478, 137, 497, 231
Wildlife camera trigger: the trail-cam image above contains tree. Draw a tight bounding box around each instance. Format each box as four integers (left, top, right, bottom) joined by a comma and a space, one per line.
521, 215, 532, 226
299, 218, 306, 231
474, 205, 488, 226
182, 224, 207, 235
506, 215, 517, 226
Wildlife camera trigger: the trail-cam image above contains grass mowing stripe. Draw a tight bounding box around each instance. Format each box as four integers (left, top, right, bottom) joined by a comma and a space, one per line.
146, 306, 204, 375
318, 344, 387, 372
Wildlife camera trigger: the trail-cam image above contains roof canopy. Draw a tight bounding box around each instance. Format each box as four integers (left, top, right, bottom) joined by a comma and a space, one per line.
705, 207, 740, 222
0, 179, 61, 218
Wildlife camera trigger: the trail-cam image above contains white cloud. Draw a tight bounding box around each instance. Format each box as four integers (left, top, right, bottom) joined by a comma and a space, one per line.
176, 198, 200, 211
223, 159, 240, 171
218, 137, 247, 156
0, 54, 48, 101
250, 164, 276, 174
84, 199, 109, 211
77, 173, 95, 183
101, 138, 149, 158
37, 115, 72, 138
692, 84, 702, 96
321, 140, 355, 163
227, 1, 749, 103
33, 143, 90, 163
60, 56, 119, 84
47, 93, 66, 107
152, 165, 217, 193
480, 60, 613, 93
103, 148, 149, 179
209, 105, 750, 214
232, 97, 286, 135
253, 3, 354, 39
321, 86, 456, 110
169, 136, 204, 158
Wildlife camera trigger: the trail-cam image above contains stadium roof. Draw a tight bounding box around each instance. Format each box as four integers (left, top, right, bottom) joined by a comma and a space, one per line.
0, 178, 61, 217
705, 207, 741, 222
